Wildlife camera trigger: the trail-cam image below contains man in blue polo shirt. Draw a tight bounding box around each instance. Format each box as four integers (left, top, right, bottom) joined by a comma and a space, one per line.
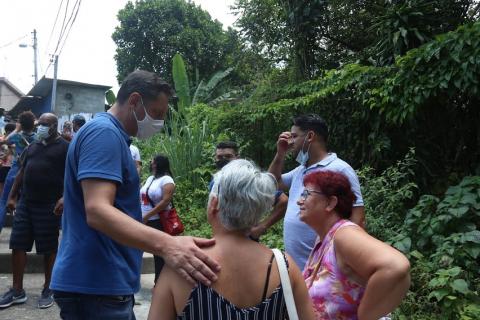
269, 114, 365, 270
50, 70, 220, 319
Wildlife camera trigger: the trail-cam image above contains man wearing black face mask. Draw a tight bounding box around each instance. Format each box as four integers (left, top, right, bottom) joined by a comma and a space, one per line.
209, 141, 288, 241
208, 141, 239, 191
214, 141, 239, 170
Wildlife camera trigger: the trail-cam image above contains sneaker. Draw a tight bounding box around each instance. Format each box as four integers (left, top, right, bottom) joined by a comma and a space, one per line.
38, 287, 54, 309
0, 288, 27, 308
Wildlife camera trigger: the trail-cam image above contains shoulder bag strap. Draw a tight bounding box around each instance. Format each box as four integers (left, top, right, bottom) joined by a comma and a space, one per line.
145, 177, 156, 208
272, 248, 299, 320
20, 133, 31, 146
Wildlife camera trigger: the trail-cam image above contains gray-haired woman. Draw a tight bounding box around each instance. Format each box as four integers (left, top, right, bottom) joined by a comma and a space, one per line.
149, 159, 314, 320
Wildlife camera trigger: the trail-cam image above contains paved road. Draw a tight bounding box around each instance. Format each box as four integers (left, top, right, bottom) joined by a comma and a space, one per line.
0, 273, 155, 320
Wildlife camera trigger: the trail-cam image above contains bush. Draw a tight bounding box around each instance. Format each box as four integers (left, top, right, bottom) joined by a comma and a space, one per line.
392, 176, 480, 319
358, 148, 418, 242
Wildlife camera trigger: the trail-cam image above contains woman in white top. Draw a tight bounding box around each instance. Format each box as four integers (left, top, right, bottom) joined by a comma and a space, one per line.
140, 154, 175, 284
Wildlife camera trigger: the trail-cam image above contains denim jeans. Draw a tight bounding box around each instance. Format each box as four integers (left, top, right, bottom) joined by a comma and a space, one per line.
53, 291, 136, 320
0, 163, 19, 233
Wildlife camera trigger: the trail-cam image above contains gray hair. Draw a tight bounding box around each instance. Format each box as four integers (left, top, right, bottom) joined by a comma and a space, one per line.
210, 159, 277, 232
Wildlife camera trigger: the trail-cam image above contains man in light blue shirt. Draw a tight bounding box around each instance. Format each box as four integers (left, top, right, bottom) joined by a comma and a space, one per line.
269, 114, 364, 270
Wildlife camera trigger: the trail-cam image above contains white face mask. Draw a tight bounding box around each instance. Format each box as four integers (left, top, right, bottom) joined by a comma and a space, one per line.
133, 98, 165, 140
295, 135, 311, 166
36, 125, 51, 141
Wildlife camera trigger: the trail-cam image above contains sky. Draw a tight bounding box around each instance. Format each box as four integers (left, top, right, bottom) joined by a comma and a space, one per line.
0, 0, 236, 95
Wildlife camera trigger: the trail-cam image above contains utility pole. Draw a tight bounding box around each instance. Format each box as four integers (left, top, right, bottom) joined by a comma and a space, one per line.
33, 29, 38, 84
51, 55, 58, 112
19, 29, 39, 85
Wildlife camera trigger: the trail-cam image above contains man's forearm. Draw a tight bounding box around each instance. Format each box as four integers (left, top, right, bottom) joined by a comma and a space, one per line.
8, 169, 23, 200
86, 203, 171, 256
268, 152, 286, 182
263, 197, 288, 229
351, 206, 366, 229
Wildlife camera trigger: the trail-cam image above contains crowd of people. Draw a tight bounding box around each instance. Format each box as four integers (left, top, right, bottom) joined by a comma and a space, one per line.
0, 69, 410, 319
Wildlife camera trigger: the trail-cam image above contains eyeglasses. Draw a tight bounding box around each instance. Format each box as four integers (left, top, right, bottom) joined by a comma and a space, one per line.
300, 189, 324, 200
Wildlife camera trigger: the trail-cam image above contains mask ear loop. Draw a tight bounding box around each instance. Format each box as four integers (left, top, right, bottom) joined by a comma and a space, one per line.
132, 96, 147, 122
302, 132, 313, 154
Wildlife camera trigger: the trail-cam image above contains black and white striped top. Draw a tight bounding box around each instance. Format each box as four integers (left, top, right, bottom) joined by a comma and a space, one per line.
177, 283, 287, 320
177, 253, 289, 320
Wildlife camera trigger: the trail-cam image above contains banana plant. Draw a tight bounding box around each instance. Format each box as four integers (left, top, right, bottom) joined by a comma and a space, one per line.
172, 53, 191, 115
172, 53, 237, 113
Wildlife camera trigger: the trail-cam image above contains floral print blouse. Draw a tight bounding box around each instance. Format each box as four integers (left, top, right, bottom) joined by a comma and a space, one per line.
303, 219, 365, 320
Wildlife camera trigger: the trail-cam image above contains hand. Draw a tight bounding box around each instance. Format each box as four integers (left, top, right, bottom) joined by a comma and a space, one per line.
249, 224, 267, 240
6, 198, 16, 213
54, 198, 64, 215
162, 236, 220, 286
143, 217, 149, 224
277, 131, 292, 154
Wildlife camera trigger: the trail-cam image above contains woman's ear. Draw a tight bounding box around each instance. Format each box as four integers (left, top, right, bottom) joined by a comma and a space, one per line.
326, 195, 338, 212
207, 195, 219, 220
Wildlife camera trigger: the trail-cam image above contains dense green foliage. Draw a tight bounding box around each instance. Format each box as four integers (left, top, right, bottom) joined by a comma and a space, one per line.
233, 0, 478, 78
394, 176, 480, 319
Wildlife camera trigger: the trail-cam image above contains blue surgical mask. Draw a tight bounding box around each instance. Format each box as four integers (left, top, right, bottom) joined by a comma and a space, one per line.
36, 125, 51, 141
295, 136, 311, 166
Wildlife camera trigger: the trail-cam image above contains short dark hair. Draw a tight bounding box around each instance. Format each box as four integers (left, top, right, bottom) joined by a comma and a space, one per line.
18, 111, 35, 132
303, 170, 356, 219
153, 154, 172, 178
72, 115, 86, 127
116, 70, 174, 104
216, 141, 239, 154
4, 123, 16, 135
293, 114, 328, 143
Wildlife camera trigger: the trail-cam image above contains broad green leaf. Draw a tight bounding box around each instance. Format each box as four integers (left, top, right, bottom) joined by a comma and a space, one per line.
106, 89, 116, 106
172, 53, 191, 114
450, 279, 469, 294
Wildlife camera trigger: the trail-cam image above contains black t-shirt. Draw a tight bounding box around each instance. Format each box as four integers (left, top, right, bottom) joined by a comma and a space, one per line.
21, 137, 69, 203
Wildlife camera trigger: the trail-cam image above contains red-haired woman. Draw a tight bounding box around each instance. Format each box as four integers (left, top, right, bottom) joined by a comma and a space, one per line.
299, 170, 410, 320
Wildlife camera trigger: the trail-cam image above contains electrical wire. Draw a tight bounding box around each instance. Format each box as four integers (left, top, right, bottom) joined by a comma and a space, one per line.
56, 0, 82, 56
53, 0, 71, 56
45, 0, 65, 52
0, 34, 28, 50
41, 0, 81, 79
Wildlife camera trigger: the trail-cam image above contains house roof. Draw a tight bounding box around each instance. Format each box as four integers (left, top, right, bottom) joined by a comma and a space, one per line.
26, 76, 111, 97
0, 77, 24, 98
9, 76, 111, 116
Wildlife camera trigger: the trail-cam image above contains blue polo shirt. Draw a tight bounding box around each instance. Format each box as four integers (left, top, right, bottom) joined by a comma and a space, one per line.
282, 153, 363, 270
50, 112, 142, 295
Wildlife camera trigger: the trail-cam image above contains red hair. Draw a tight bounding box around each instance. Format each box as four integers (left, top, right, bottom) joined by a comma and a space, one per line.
303, 170, 356, 219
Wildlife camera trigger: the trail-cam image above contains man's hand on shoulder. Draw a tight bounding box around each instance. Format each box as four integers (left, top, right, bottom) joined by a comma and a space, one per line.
161, 235, 220, 286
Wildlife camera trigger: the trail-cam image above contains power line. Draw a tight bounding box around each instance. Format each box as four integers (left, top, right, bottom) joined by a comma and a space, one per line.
46, 0, 65, 52
0, 34, 28, 50
56, 0, 82, 56
42, 0, 81, 79
53, 0, 71, 56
